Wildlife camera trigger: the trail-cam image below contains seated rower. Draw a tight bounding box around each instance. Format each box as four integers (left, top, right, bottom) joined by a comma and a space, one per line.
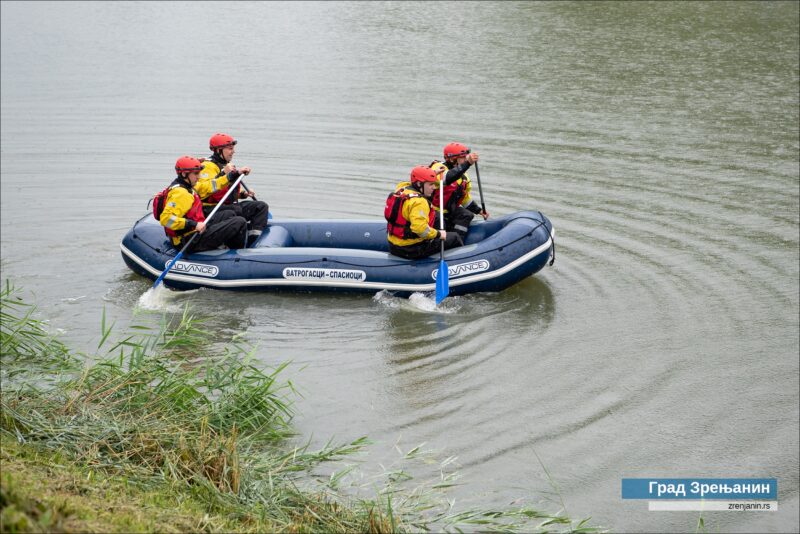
195, 133, 269, 247
157, 156, 247, 252
385, 165, 463, 260
430, 142, 489, 241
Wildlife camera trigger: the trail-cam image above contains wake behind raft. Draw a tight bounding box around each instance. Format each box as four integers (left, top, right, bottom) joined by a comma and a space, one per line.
120, 211, 555, 296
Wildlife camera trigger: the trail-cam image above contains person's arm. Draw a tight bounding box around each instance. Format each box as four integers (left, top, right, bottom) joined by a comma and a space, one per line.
406, 198, 439, 240
196, 162, 233, 200
159, 188, 198, 233
194, 176, 228, 200
233, 167, 253, 198
463, 198, 482, 214
444, 162, 471, 185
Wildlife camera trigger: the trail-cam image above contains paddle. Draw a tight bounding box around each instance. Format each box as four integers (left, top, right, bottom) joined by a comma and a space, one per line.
435, 173, 449, 304
240, 181, 257, 201
235, 173, 273, 220
474, 161, 487, 215
152, 174, 245, 289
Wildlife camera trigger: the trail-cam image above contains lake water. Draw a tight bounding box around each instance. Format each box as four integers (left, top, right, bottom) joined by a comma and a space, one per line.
1, 2, 798, 531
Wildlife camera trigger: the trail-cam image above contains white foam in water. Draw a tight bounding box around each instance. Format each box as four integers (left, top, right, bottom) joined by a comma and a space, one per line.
137, 285, 185, 312
372, 290, 398, 307
408, 292, 439, 312
373, 290, 458, 314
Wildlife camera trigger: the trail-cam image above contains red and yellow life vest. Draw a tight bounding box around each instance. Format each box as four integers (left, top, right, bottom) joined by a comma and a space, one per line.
163, 183, 205, 239
433, 177, 469, 213
385, 187, 436, 240
198, 159, 241, 206
430, 161, 470, 213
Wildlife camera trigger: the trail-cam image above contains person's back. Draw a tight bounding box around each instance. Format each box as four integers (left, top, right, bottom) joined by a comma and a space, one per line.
159, 174, 204, 248
385, 166, 462, 260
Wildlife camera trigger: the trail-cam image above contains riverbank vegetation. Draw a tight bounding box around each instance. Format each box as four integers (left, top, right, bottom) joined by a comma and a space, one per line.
0, 281, 600, 533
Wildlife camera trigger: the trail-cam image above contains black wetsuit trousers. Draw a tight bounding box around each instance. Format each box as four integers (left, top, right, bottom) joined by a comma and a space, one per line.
442, 206, 475, 240
179, 210, 247, 252
388, 233, 463, 260
202, 200, 269, 232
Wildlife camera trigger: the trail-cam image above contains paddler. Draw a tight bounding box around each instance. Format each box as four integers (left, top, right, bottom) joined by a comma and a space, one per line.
156, 156, 247, 252
195, 133, 269, 247
385, 165, 463, 259
429, 142, 488, 242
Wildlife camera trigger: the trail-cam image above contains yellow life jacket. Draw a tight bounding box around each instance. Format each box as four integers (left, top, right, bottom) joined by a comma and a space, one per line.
196, 159, 241, 206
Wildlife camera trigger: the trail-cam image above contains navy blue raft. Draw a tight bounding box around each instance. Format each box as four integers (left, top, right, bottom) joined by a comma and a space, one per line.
120, 211, 555, 296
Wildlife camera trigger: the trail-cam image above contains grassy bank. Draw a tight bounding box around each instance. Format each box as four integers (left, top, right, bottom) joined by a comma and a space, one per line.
1, 435, 267, 533
0, 281, 600, 533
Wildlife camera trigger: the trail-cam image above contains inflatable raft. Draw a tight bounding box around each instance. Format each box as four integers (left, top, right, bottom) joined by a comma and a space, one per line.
120, 210, 555, 296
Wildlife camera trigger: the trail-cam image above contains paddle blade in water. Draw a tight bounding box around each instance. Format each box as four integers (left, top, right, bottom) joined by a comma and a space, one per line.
435, 260, 449, 304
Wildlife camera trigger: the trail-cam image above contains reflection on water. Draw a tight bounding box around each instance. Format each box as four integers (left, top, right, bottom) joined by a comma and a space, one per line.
379, 276, 555, 415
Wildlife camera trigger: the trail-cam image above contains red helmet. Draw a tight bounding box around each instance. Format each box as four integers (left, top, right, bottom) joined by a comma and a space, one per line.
209, 133, 237, 150
175, 155, 204, 174
410, 165, 438, 184
443, 142, 470, 161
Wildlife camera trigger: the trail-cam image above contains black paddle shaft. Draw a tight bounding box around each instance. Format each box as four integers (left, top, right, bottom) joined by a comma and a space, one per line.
240, 181, 257, 201
474, 162, 486, 213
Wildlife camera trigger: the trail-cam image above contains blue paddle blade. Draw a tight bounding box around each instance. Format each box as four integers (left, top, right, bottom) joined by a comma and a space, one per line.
435, 260, 449, 304
153, 250, 184, 289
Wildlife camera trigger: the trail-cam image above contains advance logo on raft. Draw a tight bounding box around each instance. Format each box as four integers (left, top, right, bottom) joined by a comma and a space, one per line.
165, 260, 219, 278
283, 268, 367, 282
432, 259, 490, 280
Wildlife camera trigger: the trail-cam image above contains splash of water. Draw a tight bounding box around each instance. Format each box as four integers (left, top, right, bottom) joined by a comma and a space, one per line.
137, 285, 184, 312
408, 292, 440, 312
373, 290, 458, 314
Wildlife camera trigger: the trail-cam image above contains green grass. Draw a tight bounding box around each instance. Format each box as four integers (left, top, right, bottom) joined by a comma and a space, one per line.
0, 435, 256, 533
1, 280, 602, 533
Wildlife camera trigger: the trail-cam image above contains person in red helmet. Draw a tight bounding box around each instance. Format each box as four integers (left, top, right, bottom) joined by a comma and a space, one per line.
195, 133, 269, 247
430, 142, 489, 242
158, 156, 247, 252
385, 165, 463, 260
